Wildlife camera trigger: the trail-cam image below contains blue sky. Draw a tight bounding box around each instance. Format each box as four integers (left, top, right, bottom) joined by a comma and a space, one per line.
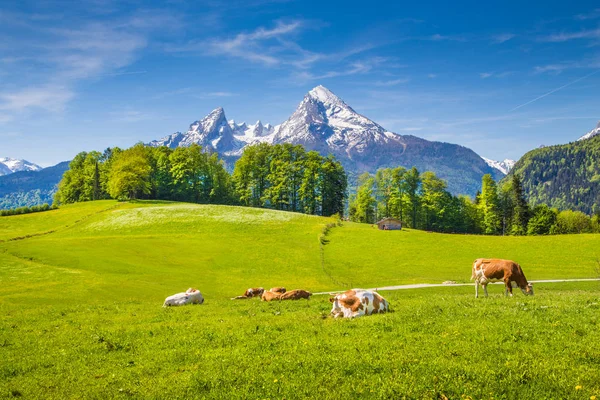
1, 0, 599, 166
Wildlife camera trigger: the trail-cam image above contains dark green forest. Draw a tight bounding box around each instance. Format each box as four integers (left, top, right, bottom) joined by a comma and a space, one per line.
506, 135, 600, 214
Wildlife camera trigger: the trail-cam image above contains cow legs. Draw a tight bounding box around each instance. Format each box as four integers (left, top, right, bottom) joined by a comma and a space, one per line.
483, 284, 489, 297
504, 279, 513, 297
475, 282, 479, 298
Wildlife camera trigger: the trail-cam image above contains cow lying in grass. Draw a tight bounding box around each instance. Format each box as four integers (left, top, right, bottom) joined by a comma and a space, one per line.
280, 289, 311, 300
471, 258, 534, 298
231, 287, 265, 300
261, 290, 282, 302
163, 288, 204, 307
329, 289, 389, 318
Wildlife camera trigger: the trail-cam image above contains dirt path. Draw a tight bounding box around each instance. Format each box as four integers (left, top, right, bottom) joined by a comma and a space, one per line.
313, 278, 600, 295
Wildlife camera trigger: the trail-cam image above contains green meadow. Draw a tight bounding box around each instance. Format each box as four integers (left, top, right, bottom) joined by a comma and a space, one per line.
1, 201, 599, 399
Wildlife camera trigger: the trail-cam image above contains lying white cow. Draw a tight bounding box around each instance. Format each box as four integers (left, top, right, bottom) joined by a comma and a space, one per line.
329, 289, 389, 318
163, 288, 204, 307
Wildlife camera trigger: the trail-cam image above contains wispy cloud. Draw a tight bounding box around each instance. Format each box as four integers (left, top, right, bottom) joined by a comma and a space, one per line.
193, 92, 238, 99
491, 33, 516, 44
374, 78, 409, 87
0, 9, 177, 117
169, 20, 306, 66
574, 8, 600, 20
0, 85, 74, 113
539, 28, 600, 42
479, 71, 513, 79
534, 59, 600, 74
508, 69, 600, 112
292, 57, 388, 82
427, 33, 467, 42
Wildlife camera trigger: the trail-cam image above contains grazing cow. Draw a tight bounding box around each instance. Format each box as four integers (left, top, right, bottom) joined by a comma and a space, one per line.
163, 288, 204, 307
270, 287, 286, 294
280, 289, 311, 300
471, 258, 534, 298
261, 290, 282, 302
329, 289, 389, 318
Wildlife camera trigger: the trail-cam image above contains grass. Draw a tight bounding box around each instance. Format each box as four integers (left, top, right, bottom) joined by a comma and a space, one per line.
1, 201, 599, 399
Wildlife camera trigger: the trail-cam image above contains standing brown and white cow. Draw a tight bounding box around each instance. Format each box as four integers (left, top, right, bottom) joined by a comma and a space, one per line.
471, 258, 534, 298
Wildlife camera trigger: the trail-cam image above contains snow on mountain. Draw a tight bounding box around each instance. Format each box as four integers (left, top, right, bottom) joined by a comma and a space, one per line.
482, 157, 516, 175
272, 85, 404, 157
0, 157, 42, 176
148, 108, 275, 155
577, 121, 600, 141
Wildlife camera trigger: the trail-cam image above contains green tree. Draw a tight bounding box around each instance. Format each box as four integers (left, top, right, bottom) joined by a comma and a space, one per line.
527, 204, 557, 235
479, 174, 501, 235
510, 174, 530, 235
349, 173, 376, 223
107, 145, 152, 200
404, 167, 421, 229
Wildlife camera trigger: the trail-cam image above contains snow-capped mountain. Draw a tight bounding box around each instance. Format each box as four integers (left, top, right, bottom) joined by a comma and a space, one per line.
0, 157, 42, 176
148, 85, 502, 195
272, 85, 404, 158
578, 121, 600, 141
481, 157, 516, 175
149, 107, 275, 155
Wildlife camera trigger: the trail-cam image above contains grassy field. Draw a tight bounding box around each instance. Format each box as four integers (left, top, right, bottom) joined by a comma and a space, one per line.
1, 201, 599, 399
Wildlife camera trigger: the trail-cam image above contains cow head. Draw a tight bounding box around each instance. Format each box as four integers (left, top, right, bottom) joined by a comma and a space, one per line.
329, 295, 343, 318
522, 283, 534, 296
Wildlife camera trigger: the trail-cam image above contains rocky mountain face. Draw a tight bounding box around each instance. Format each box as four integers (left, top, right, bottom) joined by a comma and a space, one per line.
0, 157, 42, 176
148, 85, 503, 196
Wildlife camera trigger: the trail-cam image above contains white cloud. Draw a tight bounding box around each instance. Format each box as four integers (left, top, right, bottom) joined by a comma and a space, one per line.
540, 28, 600, 42
374, 78, 409, 86
479, 72, 493, 79
0, 85, 74, 113
491, 33, 516, 44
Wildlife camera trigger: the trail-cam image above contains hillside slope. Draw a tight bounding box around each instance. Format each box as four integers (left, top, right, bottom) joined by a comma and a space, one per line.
505, 135, 600, 214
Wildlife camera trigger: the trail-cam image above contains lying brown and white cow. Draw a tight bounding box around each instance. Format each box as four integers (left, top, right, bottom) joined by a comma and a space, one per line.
163, 288, 204, 307
471, 258, 534, 298
329, 289, 389, 318
231, 287, 265, 300
261, 290, 282, 302
280, 289, 311, 300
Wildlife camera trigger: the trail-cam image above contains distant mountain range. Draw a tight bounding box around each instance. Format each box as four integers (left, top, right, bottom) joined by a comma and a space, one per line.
150, 85, 504, 195
0, 157, 42, 176
0, 162, 69, 209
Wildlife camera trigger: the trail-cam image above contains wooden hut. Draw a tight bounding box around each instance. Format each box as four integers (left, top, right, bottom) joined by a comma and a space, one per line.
376, 217, 402, 230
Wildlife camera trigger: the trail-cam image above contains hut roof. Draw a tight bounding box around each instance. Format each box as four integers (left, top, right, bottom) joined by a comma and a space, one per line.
376, 217, 403, 225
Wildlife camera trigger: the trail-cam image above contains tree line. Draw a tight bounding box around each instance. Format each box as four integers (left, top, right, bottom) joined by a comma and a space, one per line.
54, 143, 347, 217
349, 168, 600, 235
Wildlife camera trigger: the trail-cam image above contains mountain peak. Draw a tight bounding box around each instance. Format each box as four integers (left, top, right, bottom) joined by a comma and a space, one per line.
0, 157, 42, 176
307, 85, 341, 105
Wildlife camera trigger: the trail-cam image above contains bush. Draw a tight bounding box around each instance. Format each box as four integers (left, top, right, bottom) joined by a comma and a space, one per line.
0, 203, 58, 217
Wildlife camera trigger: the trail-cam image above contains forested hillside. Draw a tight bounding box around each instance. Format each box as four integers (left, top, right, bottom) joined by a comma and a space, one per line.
0, 162, 69, 209
505, 135, 600, 214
